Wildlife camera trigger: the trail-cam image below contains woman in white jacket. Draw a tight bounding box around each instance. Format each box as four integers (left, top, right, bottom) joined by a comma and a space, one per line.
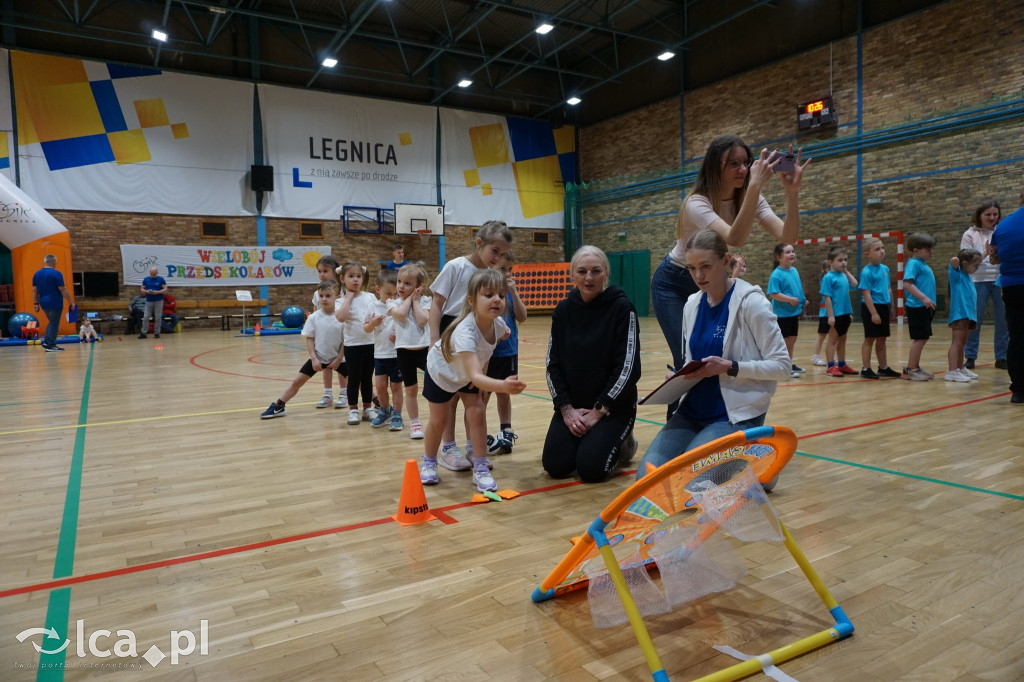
637, 229, 791, 478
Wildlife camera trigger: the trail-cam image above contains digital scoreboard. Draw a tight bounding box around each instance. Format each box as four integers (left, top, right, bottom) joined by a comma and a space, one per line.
798, 96, 837, 130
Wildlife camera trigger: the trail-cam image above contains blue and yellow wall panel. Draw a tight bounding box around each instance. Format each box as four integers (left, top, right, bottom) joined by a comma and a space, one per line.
11, 51, 188, 172
462, 116, 575, 218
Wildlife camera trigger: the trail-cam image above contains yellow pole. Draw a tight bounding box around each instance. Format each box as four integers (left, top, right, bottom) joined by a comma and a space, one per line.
597, 543, 666, 677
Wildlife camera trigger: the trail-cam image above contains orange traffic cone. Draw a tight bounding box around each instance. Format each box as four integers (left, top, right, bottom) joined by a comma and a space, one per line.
254, 322, 261, 336
391, 459, 436, 526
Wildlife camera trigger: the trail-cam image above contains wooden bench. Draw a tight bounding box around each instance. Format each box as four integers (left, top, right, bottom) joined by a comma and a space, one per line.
78, 299, 270, 331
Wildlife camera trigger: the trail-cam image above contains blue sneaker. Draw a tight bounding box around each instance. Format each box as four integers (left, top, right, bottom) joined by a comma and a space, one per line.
261, 402, 285, 419
389, 412, 403, 431
371, 406, 392, 428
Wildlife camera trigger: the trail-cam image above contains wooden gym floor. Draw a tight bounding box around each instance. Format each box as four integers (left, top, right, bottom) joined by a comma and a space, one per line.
0, 316, 1021, 681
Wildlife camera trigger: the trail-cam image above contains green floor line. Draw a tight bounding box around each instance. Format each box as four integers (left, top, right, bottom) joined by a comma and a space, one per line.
796, 450, 1024, 502
36, 344, 95, 681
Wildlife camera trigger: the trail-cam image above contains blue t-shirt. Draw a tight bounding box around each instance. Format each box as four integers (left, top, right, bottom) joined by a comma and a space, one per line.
819, 270, 854, 316
857, 263, 891, 305
385, 259, 410, 272
992, 206, 1024, 287
492, 292, 519, 358
904, 257, 936, 308
766, 266, 805, 318
679, 285, 734, 424
142, 276, 167, 302
947, 264, 977, 325
32, 267, 65, 310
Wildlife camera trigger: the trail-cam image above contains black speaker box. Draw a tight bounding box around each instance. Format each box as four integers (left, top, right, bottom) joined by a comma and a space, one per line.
250, 165, 274, 192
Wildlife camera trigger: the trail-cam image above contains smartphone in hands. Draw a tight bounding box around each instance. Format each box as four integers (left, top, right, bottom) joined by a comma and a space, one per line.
773, 150, 796, 174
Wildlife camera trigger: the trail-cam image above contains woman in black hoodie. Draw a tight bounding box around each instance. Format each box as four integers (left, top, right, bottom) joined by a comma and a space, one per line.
543, 246, 641, 482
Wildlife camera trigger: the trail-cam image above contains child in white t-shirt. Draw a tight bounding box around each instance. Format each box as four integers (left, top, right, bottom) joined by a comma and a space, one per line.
364, 269, 404, 430
260, 282, 345, 419
311, 255, 348, 409
389, 263, 432, 440
79, 318, 99, 342
419, 269, 525, 493
335, 261, 378, 425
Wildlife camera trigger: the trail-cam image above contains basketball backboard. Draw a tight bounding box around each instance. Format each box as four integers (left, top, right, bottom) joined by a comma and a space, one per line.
394, 203, 444, 237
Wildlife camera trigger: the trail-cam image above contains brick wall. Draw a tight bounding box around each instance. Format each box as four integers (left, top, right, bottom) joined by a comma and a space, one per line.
579, 0, 1024, 316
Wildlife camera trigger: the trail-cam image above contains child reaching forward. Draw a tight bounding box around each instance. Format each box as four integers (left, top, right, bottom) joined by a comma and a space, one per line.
79, 317, 99, 342
390, 264, 432, 439
364, 269, 404, 429
946, 249, 983, 382
261, 282, 345, 419
420, 269, 526, 493
857, 238, 901, 379
428, 220, 513, 470
820, 246, 859, 377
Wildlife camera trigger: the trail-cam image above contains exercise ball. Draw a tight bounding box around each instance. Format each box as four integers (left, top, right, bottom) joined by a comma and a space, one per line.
280, 306, 305, 328
8, 312, 39, 338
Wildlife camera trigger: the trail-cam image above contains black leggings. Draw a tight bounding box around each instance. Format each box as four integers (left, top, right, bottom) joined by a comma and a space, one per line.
345, 344, 375, 406
542, 409, 635, 483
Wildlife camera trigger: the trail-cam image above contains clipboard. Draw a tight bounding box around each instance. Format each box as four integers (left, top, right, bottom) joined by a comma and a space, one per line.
637, 360, 705, 406
65, 305, 79, 324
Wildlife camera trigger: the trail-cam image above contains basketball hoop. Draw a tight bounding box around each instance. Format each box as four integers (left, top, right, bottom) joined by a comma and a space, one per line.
417, 229, 432, 246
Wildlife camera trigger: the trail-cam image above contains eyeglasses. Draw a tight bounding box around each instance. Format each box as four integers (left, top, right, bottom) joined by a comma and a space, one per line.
721, 159, 753, 171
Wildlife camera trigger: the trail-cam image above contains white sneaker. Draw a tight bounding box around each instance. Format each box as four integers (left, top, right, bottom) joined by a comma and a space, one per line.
811, 355, 827, 366
472, 463, 497, 492
409, 420, 424, 439
960, 367, 979, 379
334, 395, 348, 409
439, 444, 471, 471
347, 408, 361, 425
363, 407, 378, 422
944, 369, 970, 382
315, 395, 333, 408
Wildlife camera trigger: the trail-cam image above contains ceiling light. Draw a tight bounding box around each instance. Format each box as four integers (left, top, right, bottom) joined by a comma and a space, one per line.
152, 29, 168, 42
658, 51, 675, 61
458, 79, 472, 88
321, 57, 338, 68
566, 97, 581, 106
208, 5, 228, 14
535, 23, 554, 35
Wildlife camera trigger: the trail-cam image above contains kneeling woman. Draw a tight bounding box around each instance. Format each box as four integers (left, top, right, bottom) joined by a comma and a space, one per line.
543, 246, 641, 483
637, 229, 790, 478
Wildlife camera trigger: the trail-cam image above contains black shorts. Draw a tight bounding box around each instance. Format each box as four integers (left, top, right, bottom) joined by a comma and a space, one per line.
861, 302, 891, 338
907, 306, 934, 340
776, 315, 800, 338
486, 354, 518, 380
440, 313, 458, 334
374, 357, 403, 383
818, 313, 852, 337
422, 371, 477, 404
299, 358, 347, 378
396, 347, 428, 387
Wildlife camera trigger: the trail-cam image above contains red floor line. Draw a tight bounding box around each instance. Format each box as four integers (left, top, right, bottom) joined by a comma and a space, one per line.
799, 391, 1011, 439
0, 393, 1003, 600
189, 346, 291, 381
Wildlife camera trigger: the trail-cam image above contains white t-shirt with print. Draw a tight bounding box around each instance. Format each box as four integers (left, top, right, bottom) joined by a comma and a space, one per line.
388, 295, 432, 349
430, 256, 485, 316
426, 315, 507, 392
301, 309, 345, 365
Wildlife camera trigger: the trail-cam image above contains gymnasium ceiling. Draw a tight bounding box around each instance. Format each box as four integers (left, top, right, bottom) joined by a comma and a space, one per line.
2, 0, 943, 126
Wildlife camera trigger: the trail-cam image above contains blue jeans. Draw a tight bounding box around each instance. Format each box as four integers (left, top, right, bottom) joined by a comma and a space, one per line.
650, 255, 698, 370
636, 411, 766, 480
965, 280, 1008, 360
42, 308, 61, 346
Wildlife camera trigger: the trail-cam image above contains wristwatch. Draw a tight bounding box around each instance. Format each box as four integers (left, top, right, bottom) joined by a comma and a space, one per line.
726, 361, 739, 377
594, 402, 611, 416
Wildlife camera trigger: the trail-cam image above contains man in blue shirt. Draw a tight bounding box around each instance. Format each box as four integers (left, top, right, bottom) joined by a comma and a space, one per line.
992, 204, 1024, 403
139, 266, 168, 339
384, 243, 410, 272
31, 254, 75, 351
